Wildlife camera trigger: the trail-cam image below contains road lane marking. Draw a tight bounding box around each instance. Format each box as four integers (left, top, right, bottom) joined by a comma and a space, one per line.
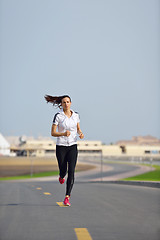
56, 202, 68, 207
36, 187, 42, 190
74, 228, 92, 240
43, 192, 51, 195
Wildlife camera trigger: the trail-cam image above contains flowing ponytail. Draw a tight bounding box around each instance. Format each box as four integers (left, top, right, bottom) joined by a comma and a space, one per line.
44, 95, 71, 108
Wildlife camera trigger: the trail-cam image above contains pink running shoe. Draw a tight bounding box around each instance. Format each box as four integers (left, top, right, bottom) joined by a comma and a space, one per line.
59, 177, 65, 184
63, 196, 71, 206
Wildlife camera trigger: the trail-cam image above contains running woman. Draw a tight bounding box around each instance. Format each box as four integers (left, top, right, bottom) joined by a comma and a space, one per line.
44, 94, 84, 206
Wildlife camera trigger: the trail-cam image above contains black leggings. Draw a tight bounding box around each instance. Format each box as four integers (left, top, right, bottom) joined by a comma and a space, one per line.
56, 144, 78, 196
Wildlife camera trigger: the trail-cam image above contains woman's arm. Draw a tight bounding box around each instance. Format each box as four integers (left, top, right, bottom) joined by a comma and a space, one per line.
51, 124, 70, 137
77, 123, 84, 139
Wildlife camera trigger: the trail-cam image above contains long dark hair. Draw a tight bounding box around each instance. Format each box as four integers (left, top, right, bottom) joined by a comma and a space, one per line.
44, 95, 71, 108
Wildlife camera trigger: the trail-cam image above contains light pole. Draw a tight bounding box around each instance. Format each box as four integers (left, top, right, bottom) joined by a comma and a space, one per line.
101, 150, 103, 182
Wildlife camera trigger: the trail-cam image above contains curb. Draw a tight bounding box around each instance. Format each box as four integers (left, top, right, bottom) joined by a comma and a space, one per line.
86, 180, 160, 189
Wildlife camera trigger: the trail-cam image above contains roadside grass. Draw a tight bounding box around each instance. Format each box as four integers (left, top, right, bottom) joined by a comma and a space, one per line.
0, 171, 59, 181
122, 165, 160, 181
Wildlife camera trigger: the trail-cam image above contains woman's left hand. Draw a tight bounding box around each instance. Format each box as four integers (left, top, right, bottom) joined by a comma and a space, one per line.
79, 132, 84, 139
77, 123, 84, 139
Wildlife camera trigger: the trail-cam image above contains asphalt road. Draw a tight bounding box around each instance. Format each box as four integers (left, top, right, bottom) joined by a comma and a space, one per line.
0, 179, 160, 240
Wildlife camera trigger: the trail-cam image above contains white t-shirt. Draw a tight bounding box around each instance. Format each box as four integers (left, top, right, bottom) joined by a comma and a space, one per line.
53, 109, 80, 146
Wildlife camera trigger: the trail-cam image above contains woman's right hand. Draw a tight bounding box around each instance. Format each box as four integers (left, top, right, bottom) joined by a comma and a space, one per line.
64, 130, 71, 137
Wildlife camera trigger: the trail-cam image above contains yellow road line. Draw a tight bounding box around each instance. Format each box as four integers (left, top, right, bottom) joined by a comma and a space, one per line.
56, 202, 68, 207
43, 192, 51, 195
74, 228, 92, 240
36, 187, 42, 190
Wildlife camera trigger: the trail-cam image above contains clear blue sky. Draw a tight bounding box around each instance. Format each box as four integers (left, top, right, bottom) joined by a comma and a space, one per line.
0, 0, 159, 144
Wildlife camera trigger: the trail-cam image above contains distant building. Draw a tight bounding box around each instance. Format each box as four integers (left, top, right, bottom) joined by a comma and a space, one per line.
115, 135, 160, 157
0, 133, 10, 156
6, 135, 160, 158
10, 138, 56, 157
116, 135, 160, 146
